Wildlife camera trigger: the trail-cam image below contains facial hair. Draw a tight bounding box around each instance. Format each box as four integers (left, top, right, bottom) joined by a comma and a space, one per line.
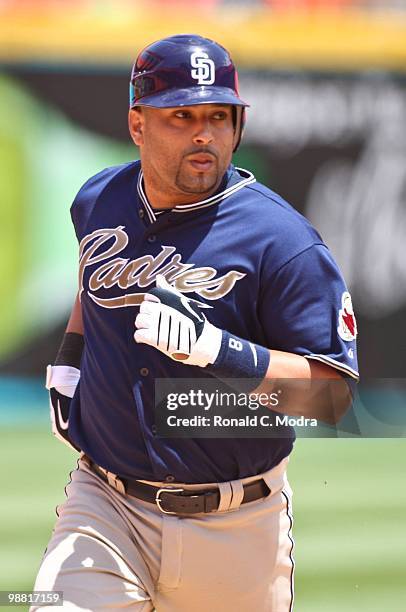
174, 147, 220, 195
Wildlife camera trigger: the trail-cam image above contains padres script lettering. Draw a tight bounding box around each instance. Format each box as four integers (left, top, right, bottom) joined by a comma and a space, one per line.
79, 227, 246, 308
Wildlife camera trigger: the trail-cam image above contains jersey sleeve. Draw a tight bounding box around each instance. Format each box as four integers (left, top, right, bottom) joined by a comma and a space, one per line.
70, 163, 135, 242
259, 244, 359, 380
70, 169, 109, 242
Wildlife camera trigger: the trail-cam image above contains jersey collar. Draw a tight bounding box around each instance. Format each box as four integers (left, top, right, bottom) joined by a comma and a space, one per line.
137, 165, 256, 224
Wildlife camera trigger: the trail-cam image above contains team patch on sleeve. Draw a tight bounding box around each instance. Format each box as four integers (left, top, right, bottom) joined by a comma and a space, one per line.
337, 292, 357, 342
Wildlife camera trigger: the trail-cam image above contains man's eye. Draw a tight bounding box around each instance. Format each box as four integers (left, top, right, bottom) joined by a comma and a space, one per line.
213, 112, 227, 120
174, 111, 190, 119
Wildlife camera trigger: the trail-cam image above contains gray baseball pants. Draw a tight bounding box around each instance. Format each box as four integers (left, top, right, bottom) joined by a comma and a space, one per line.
31, 455, 294, 611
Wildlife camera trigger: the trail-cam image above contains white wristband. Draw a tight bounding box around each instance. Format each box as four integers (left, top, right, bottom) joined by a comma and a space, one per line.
46, 364, 80, 398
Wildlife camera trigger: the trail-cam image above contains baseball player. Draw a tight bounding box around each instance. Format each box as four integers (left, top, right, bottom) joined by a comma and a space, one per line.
32, 34, 358, 611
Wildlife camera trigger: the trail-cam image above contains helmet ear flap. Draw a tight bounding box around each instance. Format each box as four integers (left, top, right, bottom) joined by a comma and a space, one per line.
232, 106, 246, 152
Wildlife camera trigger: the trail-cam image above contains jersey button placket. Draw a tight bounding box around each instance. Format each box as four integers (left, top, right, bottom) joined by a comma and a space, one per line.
140, 367, 149, 377
147, 234, 156, 243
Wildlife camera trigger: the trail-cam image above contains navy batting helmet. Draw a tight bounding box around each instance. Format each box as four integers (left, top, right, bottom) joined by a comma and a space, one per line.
129, 34, 248, 151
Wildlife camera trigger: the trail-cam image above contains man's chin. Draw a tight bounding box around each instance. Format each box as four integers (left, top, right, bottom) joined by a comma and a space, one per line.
175, 174, 219, 196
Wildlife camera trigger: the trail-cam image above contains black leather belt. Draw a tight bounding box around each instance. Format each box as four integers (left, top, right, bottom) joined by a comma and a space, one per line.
86, 458, 270, 515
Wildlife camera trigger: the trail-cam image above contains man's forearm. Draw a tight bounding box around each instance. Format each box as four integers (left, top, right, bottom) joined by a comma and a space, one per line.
133, 276, 354, 425
253, 350, 352, 424
47, 292, 84, 451
54, 293, 84, 369
66, 292, 84, 335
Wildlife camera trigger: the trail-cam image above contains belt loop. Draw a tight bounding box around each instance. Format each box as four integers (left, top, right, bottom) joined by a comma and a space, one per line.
97, 465, 126, 495
217, 482, 233, 512
229, 480, 244, 510
106, 471, 126, 495
262, 456, 289, 494
82, 456, 126, 495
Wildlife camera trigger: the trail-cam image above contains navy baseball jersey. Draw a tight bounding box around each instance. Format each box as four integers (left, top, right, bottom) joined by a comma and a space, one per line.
68, 161, 359, 483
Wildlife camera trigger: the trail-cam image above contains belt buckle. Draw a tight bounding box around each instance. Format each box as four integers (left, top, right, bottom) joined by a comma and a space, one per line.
155, 487, 184, 514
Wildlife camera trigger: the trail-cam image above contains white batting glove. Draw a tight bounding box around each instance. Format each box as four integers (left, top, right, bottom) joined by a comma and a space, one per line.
134, 275, 222, 367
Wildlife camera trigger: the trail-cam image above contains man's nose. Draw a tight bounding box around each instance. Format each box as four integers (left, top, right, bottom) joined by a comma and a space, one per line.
192, 119, 214, 145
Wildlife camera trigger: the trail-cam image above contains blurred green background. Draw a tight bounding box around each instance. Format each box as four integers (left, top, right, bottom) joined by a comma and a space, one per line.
1, 0, 406, 610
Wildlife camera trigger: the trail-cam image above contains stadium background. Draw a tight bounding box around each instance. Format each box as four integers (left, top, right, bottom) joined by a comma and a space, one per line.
0, 0, 405, 609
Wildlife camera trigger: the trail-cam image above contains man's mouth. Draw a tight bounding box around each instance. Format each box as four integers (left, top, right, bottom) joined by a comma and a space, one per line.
187, 154, 216, 173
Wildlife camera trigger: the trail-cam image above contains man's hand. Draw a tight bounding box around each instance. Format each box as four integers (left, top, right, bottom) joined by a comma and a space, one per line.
134, 275, 222, 367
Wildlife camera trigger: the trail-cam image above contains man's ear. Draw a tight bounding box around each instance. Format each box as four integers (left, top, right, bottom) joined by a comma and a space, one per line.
128, 108, 144, 146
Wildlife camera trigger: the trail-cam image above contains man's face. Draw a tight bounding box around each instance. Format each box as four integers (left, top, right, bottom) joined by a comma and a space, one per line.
129, 104, 235, 203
